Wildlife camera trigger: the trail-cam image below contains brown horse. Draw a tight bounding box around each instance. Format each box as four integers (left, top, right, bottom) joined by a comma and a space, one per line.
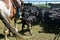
3, 0, 24, 31
0, 0, 24, 40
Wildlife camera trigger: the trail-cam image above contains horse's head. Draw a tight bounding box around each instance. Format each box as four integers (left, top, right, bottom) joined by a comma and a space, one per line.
17, 0, 24, 11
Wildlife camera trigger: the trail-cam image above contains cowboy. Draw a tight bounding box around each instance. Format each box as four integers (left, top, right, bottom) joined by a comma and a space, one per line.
12, 0, 24, 18
17, 0, 24, 18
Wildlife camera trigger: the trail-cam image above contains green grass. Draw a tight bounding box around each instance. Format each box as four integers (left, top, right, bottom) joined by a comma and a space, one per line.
0, 8, 60, 40
0, 19, 60, 40
33, 4, 50, 8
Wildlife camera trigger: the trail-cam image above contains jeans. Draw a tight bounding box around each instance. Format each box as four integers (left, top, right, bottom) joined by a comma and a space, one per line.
16, 7, 20, 18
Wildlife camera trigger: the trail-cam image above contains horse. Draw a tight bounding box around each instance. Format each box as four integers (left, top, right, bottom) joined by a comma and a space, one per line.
10, 0, 24, 31
0, 0, 23, 40
3, 0, 24, 31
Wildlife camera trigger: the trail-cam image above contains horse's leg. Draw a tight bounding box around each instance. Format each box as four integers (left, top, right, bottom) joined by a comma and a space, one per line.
27, 23, 32, 35
21, 19, 26, 31
4, 19, 9, 40
7, 18, 13, 36
1, 9, 9, 40
4, 26, 9, 40
14, 18, 18, 32
22, 22, 25, 31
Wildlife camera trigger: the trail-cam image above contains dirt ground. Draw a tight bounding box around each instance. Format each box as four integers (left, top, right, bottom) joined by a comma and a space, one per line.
0, 20, 60, 40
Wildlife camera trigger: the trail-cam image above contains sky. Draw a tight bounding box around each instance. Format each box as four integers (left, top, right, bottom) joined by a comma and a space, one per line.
24, 0, 60, 4
24, 0, 60, 1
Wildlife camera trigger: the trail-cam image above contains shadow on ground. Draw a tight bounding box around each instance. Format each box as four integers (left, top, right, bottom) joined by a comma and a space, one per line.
0, 34, 4, 39
18, 29, 30, 35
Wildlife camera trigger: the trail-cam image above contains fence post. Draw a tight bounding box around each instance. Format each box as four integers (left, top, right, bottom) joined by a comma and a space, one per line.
46, 1, 48, 7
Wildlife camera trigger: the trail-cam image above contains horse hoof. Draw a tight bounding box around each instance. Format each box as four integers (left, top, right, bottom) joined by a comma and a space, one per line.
4, 38, 9, 40
15, 28, 18, 32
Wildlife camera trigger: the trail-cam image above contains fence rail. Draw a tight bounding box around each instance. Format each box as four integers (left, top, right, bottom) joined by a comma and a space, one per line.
24, 1, 60, 7
24, 1, 60, 4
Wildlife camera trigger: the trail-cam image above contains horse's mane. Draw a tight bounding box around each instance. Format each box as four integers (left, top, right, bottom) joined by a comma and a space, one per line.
12, 0, 20, 7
